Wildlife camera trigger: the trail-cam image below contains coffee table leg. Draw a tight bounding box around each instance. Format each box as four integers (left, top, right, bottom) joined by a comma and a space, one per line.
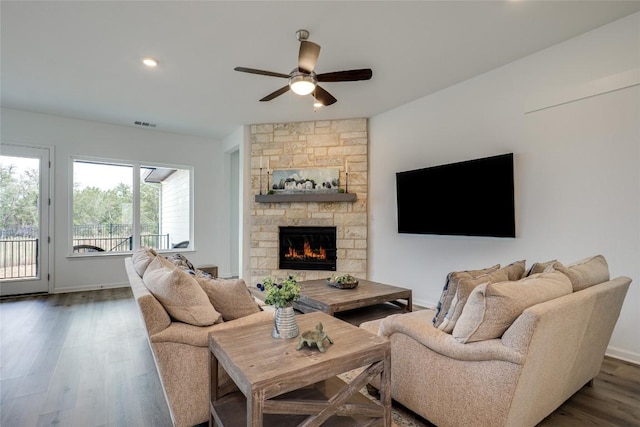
209, 352, 218, 426
247, 390, 264, 427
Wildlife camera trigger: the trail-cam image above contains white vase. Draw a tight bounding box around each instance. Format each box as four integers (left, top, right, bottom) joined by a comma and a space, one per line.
272, 305, 299, 339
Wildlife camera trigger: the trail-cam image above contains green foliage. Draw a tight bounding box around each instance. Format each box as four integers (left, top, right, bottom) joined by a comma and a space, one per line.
0, 164, 39, 229
73, 182, 158, 226
0, 162, 160, 231
140, 182, 160, 223
257, 275, 301, 308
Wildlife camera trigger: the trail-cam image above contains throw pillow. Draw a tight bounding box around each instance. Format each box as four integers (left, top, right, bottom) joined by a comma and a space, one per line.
438, 260, 526, 333
452, 271, 572, 343
195, 276, 262, 321
143, 255, 222, 326
165, 253, 196, 272
526, 259, 557, 277
548, 254, 609, 292
432, 264, 500, 328
132, 246, 158, 276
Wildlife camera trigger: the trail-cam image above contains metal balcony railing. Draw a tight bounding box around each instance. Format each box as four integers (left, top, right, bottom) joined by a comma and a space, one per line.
0, 238, 38, 279
1, 223, 172, 279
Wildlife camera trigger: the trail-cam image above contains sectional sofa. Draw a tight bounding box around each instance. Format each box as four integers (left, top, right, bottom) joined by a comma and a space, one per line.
360, 255, 631, 427
124, 248, 272, 427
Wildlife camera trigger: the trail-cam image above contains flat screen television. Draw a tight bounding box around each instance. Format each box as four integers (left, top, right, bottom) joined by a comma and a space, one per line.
396, 153, 515, 238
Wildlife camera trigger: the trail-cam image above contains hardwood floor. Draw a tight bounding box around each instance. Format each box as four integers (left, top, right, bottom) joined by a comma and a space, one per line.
1, 288, 638, 427
0, 288, 172, 427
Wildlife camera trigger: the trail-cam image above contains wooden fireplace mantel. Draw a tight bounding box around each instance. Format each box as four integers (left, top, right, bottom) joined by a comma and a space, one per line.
255, 193, 357, 203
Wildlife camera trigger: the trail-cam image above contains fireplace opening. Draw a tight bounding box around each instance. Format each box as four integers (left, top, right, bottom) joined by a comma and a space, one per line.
279, 226, 337, 271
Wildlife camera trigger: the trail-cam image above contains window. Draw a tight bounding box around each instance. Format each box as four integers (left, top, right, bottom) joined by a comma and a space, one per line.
71, 158, 192, 254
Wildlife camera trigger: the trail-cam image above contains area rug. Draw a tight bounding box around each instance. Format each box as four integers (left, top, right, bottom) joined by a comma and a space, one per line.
338, 367, 433, 427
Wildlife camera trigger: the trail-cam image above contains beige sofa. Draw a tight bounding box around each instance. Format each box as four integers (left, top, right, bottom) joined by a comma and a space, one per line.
360, 255, 631, 427
124, 250, 273, 427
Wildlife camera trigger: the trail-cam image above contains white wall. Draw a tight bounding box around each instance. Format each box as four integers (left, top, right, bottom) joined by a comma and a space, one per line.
369, 13, 640, 363
222, 126, 246, 279
160, 169, 191, 247
1, 108, 227, 291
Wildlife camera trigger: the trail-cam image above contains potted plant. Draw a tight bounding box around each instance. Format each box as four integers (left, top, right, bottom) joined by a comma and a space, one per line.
257, 275, 301, 338
257, 275, 301, 308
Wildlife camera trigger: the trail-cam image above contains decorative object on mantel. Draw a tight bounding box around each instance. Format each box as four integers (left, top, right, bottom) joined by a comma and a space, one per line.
345, 159, 349, 194
271, 168, 340, 194
259, 156, 271, 195
255, 192, 356, 203
296, 322, 333, 352
327, 274, 359, 289
257, 275, 301, 338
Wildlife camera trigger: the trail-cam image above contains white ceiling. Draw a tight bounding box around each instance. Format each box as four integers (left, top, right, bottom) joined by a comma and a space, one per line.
2, 1, 640, 141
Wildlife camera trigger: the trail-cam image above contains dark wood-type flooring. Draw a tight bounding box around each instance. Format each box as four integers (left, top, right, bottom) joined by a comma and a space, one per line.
1, 288, 638, 427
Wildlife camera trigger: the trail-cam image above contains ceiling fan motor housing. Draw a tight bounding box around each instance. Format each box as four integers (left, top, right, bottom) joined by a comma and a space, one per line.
289, 69, 317, 95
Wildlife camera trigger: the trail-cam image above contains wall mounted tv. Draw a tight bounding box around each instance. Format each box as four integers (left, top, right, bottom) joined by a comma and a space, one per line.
396, 153, 515, 238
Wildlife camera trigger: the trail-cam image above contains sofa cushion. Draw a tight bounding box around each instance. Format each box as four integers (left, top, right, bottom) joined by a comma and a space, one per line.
547, 255, 609, 292
526, 259, 557, 277
452, 271, 572, 343
143, 255, 222, 326
432, 264, 501, 328
132, 246, 158, 276
439, 260, 526, 333
195, 276, 262, 321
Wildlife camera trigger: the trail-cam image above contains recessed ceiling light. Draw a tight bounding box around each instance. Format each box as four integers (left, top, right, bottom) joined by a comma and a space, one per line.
142, 57, 158, 67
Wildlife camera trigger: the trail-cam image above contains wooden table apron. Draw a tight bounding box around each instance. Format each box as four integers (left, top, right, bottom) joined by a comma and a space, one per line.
208, 312, 392, 427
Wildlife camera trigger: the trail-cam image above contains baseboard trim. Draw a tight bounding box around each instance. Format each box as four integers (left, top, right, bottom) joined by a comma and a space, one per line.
605, 346, 640, 366
52, 282, 129, 293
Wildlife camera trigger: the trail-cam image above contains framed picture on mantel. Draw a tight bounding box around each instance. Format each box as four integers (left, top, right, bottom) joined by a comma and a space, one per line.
270, 168, 340, 193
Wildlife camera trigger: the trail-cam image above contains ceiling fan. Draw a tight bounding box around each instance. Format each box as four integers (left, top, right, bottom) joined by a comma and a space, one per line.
234, 29, 373, 106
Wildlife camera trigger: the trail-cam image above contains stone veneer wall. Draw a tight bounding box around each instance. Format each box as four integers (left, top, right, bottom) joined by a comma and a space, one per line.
250, 117, 368, 286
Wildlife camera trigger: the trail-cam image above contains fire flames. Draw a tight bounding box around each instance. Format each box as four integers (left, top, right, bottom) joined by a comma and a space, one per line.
285, 240, 326, 260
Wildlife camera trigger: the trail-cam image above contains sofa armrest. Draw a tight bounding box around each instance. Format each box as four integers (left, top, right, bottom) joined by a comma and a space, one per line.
378, 310, 525, 364
125, 257, 172, 336
150, 310, 274, 347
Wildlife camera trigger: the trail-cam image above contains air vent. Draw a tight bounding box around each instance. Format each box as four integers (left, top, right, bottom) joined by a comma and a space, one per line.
134, 121, 157, 128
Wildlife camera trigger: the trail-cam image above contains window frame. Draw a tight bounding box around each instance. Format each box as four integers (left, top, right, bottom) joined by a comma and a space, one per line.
69, 156, 194, 257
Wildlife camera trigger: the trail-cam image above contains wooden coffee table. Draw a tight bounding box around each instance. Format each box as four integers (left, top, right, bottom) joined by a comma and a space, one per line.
208, 311, 391, 427
293, 278, 412, 317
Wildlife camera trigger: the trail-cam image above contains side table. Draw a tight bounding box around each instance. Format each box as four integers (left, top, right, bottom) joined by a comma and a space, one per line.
198, 264, 218, 277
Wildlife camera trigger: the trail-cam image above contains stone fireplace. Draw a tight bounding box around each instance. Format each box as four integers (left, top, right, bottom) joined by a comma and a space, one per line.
279, 226, 337, 271
249, 118, 368, 286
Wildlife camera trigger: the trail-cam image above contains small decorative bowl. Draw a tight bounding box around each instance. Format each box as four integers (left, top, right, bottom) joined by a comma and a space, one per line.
326, 278, 359, 289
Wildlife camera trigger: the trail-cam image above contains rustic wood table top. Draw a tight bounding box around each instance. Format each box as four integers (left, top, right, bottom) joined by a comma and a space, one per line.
294, 278, 413, 315
208, 311, 391, 427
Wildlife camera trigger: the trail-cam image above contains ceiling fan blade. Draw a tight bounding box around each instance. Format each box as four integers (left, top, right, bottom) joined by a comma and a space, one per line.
317, 68, 373, 82
260, 85, 290, 102
234, 67, 289, 79
313, 85, 337, 106
298, 40, 320, 73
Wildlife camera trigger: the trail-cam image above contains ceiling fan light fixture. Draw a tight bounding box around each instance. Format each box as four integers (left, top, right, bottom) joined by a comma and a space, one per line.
142, 57, 158, 67
313, 99, 324, 108
289, 73, 316, 96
